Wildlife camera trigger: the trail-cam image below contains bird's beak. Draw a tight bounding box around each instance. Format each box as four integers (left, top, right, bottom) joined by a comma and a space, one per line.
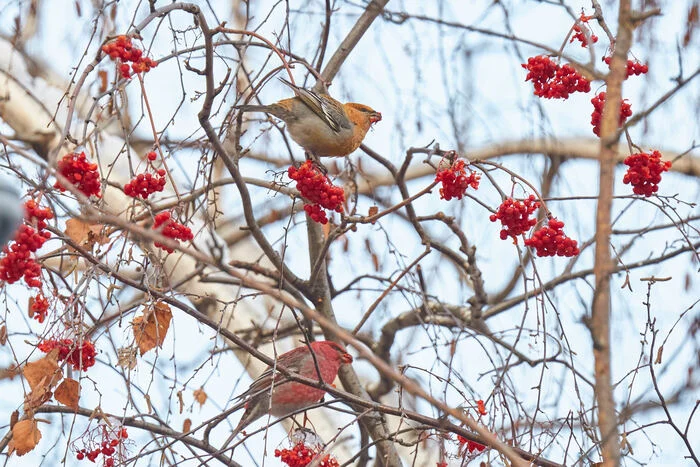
341, 352, 353, 364
370, 112, 382, 124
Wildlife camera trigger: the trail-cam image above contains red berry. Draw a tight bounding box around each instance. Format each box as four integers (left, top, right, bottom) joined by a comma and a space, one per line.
274, 442, 340, 467
54, 152, 102, 197
124, 170, 167, 199
622, 150, 671, 197
287, 161, 345, 224
152, 211, 194, 252
103, 35, 157, 80
30, 293, 50, 323
570, 14, 598, 48
36, 338, 96, 370
524, 218, 580, 257
0, 199, 53, 289
603, 56, 649, 78
522, 56, 590, 99
434, 159, 480, 201
590, 92, 632, 137
489, 195, 540, 241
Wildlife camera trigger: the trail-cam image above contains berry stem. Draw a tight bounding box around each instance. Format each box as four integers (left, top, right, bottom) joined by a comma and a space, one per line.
473, 161, 551, 217
137, 74, 181, 200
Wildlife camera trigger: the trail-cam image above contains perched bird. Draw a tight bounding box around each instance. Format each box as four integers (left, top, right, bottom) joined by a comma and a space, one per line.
231, 340, 353, 437
0, 174, 22, 248
238, 78, 381, 157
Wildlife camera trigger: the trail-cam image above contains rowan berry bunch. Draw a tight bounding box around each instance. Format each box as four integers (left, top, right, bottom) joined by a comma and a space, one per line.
74, 426, 129, 466
124, 152, 167, 199
524, 218, 580, 257
0, 200, 53, 288
274, 442, 340, 467
522, 56, 591, 99
570, 14, 598, 47
434, 159, 481, 201
457, 435, 487, 454
37, 338, 97, 370
152, 211, 194, 253
29, 293, 49, 324
287, 161, 345, 225
101, 35, 158, 79
54, 152, 102, 197
489, 195, 540, 241
622, 150, 671, 197
590, 92, 632, 137
25, 200, 54, 230
603, 57, 649, 78
476, 399, 487, 416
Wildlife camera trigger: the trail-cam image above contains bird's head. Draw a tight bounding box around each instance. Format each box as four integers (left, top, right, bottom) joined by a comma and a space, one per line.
345, 103, 382, 128
319, 341, 354, 365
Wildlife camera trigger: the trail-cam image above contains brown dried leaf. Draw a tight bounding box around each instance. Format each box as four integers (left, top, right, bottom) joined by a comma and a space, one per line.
23, 349, 62, 392
654, 345, 664, 365
8, 419, 42, 456
65, 218, 107, 250
117, 347, 137, 369
684, 4, 698, 47
193, 387, 207, 406
182, 418, 192, 433
98, 70, 108, 93
54, 378, 80, 410
132, 302, 172, 356
10, 410, 18, 429
177, 391, 184, 414
0, 324, 6, 345
371, 253, 379, 272
27, 296, 36, 320
0, 365, 19, 381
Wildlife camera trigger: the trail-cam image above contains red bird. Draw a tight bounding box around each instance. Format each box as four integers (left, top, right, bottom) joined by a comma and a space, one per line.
231, 340, 353, 437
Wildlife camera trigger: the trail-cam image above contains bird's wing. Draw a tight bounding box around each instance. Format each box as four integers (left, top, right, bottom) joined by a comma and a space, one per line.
235, 346, 308, 400
278, 77, 350, 132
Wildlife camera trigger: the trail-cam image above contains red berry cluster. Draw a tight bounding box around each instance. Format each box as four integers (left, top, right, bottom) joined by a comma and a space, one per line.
522, 56, 591, 99
152, 211, 194, 253
54, 152, 102, 197
75, 427, 128, 465
101, 35, 158, 79
274, 443, 339, 467
570, 15, 598, 47
124, 152, 167, 199
590, 92, 632, 137
603, 57, 649, 78
37, 338, 97, 370
0, 200, 53, 288
524, 218, 580, 257
287, 161, 345, 225
622, 150, 671, 197
489, 195, 540, 241
30, 293, 49, 324
25, 200, 53, 230
476, 399, 487, 416
435, 159, 480, 201
457, 435, 487, 454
